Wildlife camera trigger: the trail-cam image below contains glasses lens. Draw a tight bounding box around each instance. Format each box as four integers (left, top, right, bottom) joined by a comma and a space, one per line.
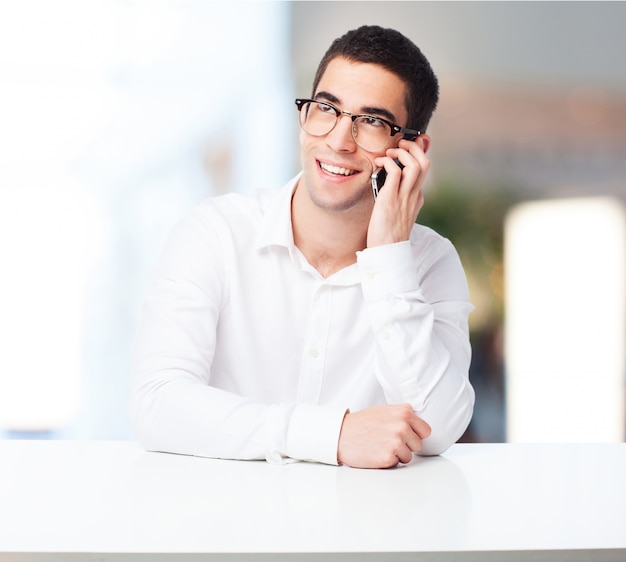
353, 116, 392, 153
298, 100, 392, 152
300, 101, 337, 137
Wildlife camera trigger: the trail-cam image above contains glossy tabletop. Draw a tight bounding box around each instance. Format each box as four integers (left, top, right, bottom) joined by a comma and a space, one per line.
0, 440, 625, 561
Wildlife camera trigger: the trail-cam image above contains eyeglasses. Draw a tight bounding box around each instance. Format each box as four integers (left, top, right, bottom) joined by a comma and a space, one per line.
295, 98, 420, 153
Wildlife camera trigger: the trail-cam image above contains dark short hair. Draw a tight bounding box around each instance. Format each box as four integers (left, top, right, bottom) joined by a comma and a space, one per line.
312, 25, 439, 132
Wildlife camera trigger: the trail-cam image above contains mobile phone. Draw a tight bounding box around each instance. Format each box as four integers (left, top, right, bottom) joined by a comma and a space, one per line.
371, 159, 404, 200
370, 133, 420, 200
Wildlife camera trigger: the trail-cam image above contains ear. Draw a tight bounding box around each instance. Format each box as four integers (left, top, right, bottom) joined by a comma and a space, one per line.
418, 134, 431, 154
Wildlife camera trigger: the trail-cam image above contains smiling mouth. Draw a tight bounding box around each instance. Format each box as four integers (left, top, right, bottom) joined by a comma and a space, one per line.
319, 161, 358, 177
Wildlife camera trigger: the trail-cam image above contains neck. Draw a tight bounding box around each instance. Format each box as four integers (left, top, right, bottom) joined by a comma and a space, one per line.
291, 178, 371, 278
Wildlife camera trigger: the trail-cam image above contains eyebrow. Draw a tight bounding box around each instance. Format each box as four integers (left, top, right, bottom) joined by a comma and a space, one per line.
314, 91, 398, 124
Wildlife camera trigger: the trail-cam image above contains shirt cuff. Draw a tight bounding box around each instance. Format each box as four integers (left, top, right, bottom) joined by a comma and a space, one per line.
356, 241, 422, 300
285, 404, 347, 465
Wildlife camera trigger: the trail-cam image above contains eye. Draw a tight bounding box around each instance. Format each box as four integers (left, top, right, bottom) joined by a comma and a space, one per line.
359, 115, 387, 129
317, 102, 336, 114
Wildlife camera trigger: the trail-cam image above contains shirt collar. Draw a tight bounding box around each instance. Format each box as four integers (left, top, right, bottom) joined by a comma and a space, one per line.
253, 171, 360, 286
254, 172, 301, 252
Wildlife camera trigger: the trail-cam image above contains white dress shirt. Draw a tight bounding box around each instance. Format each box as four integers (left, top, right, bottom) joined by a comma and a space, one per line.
130, 174, 475, 465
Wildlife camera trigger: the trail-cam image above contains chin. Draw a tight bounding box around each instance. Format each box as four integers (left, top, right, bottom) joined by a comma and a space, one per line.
311, 186, 371, 214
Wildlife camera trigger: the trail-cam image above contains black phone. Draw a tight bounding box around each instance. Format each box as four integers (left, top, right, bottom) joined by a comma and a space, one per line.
371, 159, 404, 200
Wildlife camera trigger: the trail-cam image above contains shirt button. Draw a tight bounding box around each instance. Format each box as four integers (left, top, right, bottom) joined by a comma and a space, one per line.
366, 270, 375, 279
381, 331, 391, 341
310, 348, 320, 358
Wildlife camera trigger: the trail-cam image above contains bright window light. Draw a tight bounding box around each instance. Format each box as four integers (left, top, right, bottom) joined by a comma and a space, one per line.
0, 182, 104, 430
505, 197, 625, 442
0, 1, 291, 436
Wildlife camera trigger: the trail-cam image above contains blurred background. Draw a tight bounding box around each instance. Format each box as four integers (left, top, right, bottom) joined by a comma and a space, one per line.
1, 1, 624, 443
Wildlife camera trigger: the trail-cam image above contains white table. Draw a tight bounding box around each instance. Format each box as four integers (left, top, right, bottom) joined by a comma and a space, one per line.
0, 441, 624, 561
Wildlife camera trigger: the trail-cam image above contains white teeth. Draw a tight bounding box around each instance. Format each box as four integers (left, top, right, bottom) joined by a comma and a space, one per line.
320, 162, 356, 176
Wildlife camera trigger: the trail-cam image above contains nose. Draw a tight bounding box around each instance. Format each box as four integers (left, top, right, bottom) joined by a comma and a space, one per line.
325, 113, 357, 153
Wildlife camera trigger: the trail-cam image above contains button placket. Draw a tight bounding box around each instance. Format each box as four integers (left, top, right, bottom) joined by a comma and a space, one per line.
296, 283, 332, 404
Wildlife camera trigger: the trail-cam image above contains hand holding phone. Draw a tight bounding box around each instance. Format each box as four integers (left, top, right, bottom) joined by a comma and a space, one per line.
371, 159, 404, 200
370, 132, 420, 200
366, 134, 430, 247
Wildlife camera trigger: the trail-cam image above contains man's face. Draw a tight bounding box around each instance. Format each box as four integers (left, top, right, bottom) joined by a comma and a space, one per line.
299, 57, 409, 214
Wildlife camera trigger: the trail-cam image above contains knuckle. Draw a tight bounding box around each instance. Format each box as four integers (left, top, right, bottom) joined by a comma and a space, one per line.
381, 451, 399, 468
392, 422, 409, 439
400, 452, 414, 464
397, 403, 413, 421
388, 449, 400, 461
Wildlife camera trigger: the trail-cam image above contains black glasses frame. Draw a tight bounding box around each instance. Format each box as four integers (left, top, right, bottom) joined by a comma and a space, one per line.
295, 98, 420, 145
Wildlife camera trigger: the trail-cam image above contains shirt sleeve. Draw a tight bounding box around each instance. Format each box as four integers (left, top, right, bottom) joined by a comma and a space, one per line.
356, 234, 475, 456
129, 208, 346, 465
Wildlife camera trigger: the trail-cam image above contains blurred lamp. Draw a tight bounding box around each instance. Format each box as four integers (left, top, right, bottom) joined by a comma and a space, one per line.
505, 197, 625, 442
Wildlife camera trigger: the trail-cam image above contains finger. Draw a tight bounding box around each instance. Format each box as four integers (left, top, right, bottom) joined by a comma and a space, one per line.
373, 156, 404, 193
385, 146, 416, 172
381, 155, 404, 180
384, 148, 426, 189
394, 443, 415, 465
409, 413, 432, 440
398, 139, 430, 172
404, 431, 424, 454
399, 136, 428, 158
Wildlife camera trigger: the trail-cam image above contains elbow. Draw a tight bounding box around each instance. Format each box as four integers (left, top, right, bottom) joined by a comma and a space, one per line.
417, 383, 474, 457
417, 430, 462, 457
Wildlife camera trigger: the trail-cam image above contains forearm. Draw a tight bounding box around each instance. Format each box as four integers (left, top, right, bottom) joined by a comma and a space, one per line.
130, 367, 346, 464
357, 238, 474, 454
368, 298, 474, 453
131, 369, 272, 460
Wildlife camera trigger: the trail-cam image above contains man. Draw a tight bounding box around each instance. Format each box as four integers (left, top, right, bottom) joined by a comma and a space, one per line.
131, 26, 474, 469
